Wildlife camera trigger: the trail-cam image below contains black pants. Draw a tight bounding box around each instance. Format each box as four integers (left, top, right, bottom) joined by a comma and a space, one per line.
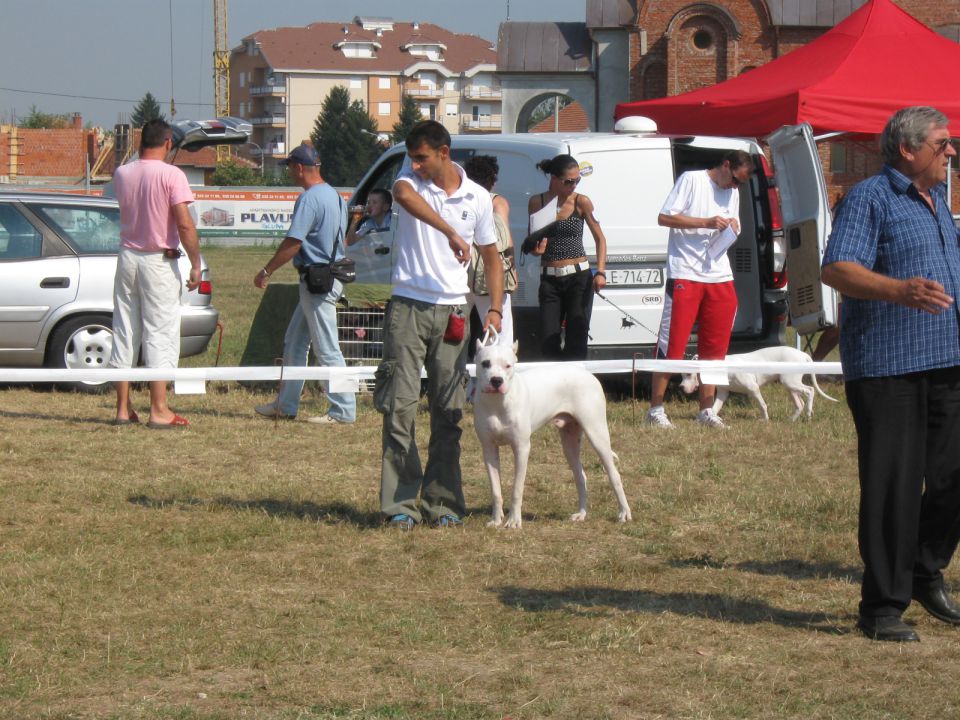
846, 367, 960, 618
538, 269, 594, 360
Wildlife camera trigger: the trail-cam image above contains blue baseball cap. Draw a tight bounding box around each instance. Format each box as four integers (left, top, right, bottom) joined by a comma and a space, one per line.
280, 143, 318, 166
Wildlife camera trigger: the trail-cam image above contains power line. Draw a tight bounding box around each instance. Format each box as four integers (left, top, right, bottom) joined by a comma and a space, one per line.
0, 86, 214, 108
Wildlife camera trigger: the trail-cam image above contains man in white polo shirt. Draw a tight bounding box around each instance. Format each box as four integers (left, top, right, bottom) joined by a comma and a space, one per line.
375, 120, 503, 529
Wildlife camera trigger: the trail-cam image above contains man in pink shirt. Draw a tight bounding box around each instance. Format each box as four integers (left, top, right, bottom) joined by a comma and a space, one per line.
109, 119, 202, 428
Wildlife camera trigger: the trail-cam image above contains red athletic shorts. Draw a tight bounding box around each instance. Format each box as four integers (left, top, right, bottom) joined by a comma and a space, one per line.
655, 279, 738, 360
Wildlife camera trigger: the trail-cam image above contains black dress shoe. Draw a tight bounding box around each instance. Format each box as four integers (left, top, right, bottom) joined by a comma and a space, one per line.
857, 615, 920, 642
913, 584, 960, 625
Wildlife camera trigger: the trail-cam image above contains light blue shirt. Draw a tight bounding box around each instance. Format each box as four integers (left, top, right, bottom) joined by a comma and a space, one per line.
288, 182, 347, 269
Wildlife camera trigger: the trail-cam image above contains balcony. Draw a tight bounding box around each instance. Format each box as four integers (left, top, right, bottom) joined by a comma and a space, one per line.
405, 85, 445, 98
463, 86, 502, 100
461, 115, 502, 131
249, 142, 286, 157
250, 84, 286, 96
251, 114, 286, 127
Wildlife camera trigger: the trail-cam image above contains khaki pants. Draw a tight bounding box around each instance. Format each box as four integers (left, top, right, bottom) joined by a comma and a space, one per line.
374, 296, 467, 523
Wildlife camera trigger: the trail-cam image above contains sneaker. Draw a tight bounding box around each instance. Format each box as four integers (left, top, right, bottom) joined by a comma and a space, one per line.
255, 403, 295, 420
435, 514, 463, 528
388, 513, 417, 530
697, 408, 728, 429
644, 408, 675, 429
306, 414, 350, 425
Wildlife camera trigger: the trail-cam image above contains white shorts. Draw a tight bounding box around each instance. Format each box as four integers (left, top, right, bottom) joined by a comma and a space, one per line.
110, 247, 183, 369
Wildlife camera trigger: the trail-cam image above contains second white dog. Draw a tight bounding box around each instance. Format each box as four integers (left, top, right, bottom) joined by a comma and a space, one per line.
679, 346, 838, 421
472, 339, 632, 529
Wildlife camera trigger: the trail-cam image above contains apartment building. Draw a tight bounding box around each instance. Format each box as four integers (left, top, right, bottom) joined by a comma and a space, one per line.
231, 16, 499, 171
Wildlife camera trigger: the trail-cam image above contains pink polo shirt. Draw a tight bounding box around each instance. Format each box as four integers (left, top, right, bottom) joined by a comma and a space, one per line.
112, 159, 195, 252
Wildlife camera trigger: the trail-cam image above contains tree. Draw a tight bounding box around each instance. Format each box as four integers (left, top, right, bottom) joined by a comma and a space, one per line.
210, 159, 263, 186
311, 86, 384, 187
18, 105, 71, 129
391, 93, 423, 145
131, 92, 165, 128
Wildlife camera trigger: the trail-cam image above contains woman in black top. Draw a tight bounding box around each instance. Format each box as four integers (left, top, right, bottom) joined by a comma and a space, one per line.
528, 154, 609, 360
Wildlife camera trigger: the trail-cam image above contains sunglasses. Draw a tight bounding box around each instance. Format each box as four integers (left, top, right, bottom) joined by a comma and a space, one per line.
560, 177, 581, 186
927, 138, 954, 155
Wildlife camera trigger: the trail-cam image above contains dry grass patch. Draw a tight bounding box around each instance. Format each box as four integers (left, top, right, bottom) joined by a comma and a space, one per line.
3, 384, 960, 719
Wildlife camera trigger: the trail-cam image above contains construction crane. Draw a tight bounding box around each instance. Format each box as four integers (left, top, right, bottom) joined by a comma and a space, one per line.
213, 0, 230, 162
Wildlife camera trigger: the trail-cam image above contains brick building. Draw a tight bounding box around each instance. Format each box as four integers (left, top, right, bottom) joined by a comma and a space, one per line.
0, 114, 102, 182
230, 16, 499, 173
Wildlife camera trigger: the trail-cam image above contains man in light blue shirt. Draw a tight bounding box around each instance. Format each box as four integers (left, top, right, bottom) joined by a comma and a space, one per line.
822, 106, 960, 642
252, 143, 355, 424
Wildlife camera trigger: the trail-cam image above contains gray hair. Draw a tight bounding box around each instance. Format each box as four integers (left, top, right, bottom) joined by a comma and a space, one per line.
880, 106, 948, 165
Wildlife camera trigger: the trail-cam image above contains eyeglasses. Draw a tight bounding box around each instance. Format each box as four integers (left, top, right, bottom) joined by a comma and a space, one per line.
927, 138, 953, 155
560, 177, 581, 187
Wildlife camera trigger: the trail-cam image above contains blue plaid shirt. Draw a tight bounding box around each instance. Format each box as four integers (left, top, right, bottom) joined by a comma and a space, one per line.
822, 165, 960, 381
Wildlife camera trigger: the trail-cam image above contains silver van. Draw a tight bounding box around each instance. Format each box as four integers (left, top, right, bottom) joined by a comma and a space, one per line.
346, 121, 833, 361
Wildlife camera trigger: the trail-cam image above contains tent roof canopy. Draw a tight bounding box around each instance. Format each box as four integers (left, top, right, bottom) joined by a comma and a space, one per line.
615, 0, 960, 137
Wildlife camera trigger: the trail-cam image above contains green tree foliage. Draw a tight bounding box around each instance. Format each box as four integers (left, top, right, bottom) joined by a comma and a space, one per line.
526, 95, 573, 131
311, 86, 384, 187
391, 94, 423, 145
131, 92, 165, 128
18, 105, 71, 129
210, 159, 263, 186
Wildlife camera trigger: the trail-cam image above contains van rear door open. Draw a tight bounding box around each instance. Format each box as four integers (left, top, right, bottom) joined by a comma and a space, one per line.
768, 123, 837, 335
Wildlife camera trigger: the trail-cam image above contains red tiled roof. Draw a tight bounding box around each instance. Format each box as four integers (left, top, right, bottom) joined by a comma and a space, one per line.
239, 21, 495, 74
529, 102, 590, 133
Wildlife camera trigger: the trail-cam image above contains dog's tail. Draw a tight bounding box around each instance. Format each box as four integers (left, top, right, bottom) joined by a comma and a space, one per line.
612, 449, 620, 465
808, 372, 839, 402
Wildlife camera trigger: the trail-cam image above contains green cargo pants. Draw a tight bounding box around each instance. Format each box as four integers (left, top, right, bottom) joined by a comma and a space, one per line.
374, 296, 468, 523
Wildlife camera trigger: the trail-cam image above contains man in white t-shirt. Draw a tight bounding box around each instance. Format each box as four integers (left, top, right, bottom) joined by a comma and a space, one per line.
375, 120, 503, 529
645, 150, 754, 429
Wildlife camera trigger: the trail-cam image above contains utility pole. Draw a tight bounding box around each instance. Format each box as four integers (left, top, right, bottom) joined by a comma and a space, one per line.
213, 0, 230, 162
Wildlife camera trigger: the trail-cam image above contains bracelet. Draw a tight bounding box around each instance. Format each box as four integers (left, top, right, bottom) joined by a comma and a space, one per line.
595, 271, 606, 278
488, 308, 503, 317
260, 267, 271, 277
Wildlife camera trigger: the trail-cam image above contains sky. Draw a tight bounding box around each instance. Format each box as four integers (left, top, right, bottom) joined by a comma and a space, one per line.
0, 0, 586, 129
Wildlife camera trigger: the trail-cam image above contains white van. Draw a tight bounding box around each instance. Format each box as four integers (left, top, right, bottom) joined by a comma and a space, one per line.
347, 120, 833, 361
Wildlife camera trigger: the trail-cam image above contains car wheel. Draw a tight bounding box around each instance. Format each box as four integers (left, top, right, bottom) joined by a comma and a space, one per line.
47, 315, 114, 393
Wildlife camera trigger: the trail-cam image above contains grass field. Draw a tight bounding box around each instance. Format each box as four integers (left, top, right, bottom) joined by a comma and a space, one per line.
1, 247, 959, 719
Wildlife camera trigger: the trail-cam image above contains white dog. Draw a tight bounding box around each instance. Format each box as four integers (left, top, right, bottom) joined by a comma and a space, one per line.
679, 346, 838, 421
472, 336, 632, 529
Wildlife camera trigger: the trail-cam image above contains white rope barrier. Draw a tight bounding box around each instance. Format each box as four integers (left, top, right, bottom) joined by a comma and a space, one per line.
0, 359, 844, 395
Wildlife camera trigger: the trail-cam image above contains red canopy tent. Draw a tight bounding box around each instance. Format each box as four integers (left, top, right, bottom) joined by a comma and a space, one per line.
614, 0, 960, 137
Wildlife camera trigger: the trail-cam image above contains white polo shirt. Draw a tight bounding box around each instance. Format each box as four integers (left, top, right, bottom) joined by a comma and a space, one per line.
660, 169, 740, 283
392, 163, 496, 304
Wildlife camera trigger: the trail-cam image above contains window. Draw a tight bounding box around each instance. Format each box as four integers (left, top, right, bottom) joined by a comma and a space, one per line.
420, 103, 436, 120
31, 205, 121, 254
692, 29, 713, 50
445, 79, 456, 91
378, 77, 391, 89
830, 142, 848, 174
0, 205, 43, 260
350, 77, 362, 89
445, 103, 458, 117
378, 102, 390, 116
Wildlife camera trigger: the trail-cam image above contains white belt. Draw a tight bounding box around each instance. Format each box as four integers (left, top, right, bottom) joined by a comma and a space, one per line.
542, 261, 589, 277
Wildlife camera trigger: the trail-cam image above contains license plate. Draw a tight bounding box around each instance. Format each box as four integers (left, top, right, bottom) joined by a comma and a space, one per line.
606, 266, 663, 288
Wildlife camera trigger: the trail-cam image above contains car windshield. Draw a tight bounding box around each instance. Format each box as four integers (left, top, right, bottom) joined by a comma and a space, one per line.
30, 203, 121, 254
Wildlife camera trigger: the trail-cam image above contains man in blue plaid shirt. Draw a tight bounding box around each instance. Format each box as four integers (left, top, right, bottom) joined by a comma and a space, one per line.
822, 106, 960, 643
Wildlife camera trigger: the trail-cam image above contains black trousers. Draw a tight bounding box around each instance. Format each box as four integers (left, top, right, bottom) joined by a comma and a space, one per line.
538, 269, 594, 360
846, 367, 960, 618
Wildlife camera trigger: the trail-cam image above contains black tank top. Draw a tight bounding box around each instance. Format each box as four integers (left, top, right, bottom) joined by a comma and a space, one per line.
542, 194, 587, 262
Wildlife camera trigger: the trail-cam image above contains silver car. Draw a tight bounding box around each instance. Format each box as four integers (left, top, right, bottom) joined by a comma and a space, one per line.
0, 192, 219, 391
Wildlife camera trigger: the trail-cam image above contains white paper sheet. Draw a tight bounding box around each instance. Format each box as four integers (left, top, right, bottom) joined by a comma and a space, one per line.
529, 197, 558, 233
706, 223, 739, 261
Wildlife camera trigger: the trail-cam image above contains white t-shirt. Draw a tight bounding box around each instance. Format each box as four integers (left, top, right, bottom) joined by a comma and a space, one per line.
392, 163, 496, 304
660, 169, 740, 282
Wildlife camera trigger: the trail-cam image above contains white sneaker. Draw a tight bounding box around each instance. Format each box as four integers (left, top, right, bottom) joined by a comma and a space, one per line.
644, 409, 675, 429
696, 408, 728, 429
254, 403, 295, 419
306, 414, 351, 425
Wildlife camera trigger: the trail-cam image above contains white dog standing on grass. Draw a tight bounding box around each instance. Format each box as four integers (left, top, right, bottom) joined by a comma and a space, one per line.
679, 346, 838, 421
472, 334, 632, 529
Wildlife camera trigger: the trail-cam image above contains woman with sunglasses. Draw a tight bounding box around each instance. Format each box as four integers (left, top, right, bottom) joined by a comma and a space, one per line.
527, 154, 608, 360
